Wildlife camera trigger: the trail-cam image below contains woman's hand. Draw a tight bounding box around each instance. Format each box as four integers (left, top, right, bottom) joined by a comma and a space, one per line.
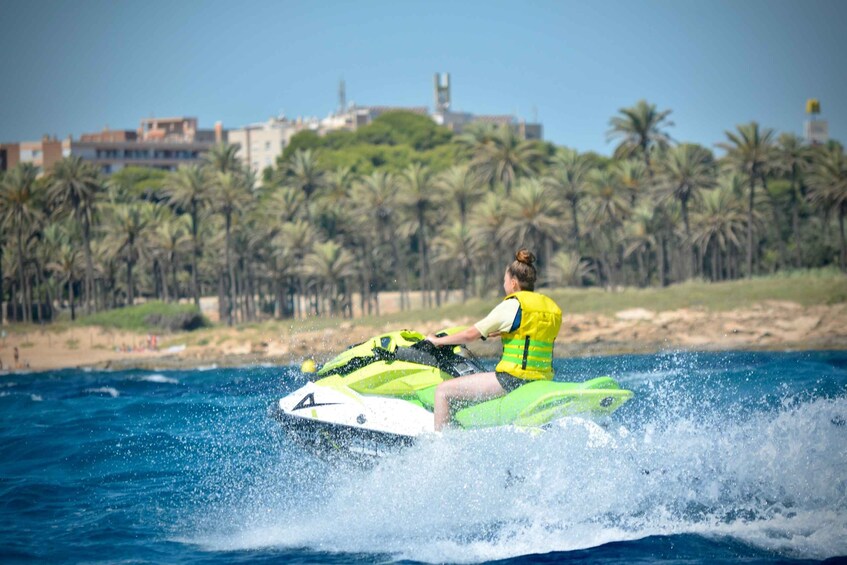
426, 326, 482, 347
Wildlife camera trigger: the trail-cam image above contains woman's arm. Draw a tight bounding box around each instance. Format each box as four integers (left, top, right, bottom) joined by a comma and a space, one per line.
426, 326, 482, 347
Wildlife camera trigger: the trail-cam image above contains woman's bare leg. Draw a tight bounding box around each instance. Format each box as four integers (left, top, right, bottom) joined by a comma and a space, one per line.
434, 372, 506, 431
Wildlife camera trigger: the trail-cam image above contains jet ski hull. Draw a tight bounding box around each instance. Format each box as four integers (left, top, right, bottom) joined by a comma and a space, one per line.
270, 403, 415, 463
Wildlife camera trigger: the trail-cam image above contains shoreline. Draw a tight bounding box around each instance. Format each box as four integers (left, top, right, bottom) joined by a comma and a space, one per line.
4, 300, 846, 373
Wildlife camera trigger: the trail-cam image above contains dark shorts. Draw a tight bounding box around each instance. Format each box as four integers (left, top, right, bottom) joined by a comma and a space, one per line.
495, 371, 529, 393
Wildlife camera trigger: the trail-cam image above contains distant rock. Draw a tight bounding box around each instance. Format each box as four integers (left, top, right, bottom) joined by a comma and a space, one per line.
615, 308, 655, 321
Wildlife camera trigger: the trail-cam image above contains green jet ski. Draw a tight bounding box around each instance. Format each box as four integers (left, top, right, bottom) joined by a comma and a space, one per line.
270, 328, 633, 462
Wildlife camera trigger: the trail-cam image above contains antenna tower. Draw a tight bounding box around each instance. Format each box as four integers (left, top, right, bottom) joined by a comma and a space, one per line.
338, 79, 347, 114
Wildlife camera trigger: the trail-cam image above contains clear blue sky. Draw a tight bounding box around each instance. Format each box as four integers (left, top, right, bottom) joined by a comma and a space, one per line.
1, 0, 844, 155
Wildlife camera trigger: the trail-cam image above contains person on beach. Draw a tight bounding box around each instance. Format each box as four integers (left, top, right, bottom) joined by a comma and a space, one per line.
425, 249, 562, 431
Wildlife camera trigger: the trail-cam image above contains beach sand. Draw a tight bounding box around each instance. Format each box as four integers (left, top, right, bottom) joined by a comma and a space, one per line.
3, 300, 846, 373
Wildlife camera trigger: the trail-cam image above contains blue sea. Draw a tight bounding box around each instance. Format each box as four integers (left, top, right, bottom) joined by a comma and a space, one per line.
1, 351, 846, 564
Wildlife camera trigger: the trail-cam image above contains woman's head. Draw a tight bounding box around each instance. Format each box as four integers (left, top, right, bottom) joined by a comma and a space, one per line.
504, 248, 537, 293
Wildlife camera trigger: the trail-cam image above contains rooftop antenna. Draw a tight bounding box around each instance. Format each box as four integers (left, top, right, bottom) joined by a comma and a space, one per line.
434, 72, 451, 113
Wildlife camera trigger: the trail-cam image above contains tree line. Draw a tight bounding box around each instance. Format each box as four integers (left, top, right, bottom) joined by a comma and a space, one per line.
1, 101, 845, 325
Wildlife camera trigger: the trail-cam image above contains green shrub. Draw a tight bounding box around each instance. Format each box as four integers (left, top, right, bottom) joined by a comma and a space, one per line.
79, 302, 210, 332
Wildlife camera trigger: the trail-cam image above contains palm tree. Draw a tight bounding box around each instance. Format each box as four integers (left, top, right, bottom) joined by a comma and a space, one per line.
615, 158, 649, 204
283, 149, 326, 221
266, 185, 305, 223
274, 220, 322, 318
623, 204, 659, 286
92, 236, 121, 310
500, 178, 564, 267
47, 242, 83, 320
399, 163, 440, 307
34, 222, 69, 323
607, 99, 674, 176
455, 122, 499, 153
776, 133, 812, 267
588, 169, 631, 229
313, 175, 355, 241
351, 170, 408, 310
806, 146, 847, 270
303, 240, 356, 317
152, 212, 192, 302
212, 170, 253, 325
545, 250, 594, 287
203, 143, 242, 175
544, 149, 594, 254
47, 156, 104, 314
324, 166, 356, 202
163, 164, 210, 307
586, 168, 632, 286
102, 201, 152, 306
468, 125, 541, 194
0, 164, 41, 322
468, 192, 509, 294
655, 143, 717, 278
231, 210, 269, 322
431, 223, 481, 301
690, 181, 748, 280
718, 122, 776, 278
436, 165, 485, 230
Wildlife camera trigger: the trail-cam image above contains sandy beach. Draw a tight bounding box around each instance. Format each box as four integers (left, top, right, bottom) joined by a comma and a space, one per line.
3, 299, 846, 373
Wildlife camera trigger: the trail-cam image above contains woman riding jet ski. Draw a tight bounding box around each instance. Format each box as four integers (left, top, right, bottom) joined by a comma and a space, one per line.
271, 249, 633, 461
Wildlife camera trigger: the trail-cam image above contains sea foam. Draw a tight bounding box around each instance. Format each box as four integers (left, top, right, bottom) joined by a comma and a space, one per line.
190, 393, 847, 563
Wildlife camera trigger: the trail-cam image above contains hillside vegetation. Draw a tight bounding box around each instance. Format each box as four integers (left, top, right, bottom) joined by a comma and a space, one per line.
2, 102, 845, 332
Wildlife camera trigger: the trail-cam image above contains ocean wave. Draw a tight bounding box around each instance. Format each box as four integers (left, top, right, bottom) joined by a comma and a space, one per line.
135, 374, 179, 385
0, 391, 44, 402
83, 386, 120, 398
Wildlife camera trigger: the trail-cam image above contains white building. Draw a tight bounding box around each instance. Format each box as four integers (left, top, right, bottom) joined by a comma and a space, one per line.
228, 116, 308, 174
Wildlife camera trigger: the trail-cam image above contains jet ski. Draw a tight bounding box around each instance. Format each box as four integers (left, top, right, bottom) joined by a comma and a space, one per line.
270, 328, 633, 462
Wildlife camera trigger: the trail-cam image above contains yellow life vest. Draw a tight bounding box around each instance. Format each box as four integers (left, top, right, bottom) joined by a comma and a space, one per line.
494, 290, 562, 381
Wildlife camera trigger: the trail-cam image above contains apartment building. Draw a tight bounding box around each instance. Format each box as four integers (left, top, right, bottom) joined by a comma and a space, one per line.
228, 116, 306, 174
0, 137, 67, 173
1, 117, 227, 175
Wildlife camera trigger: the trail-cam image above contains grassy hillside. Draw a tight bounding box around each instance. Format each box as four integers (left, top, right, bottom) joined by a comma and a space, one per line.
9, 270, 844, 340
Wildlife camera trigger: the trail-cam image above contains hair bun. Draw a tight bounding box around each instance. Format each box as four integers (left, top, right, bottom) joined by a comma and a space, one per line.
515, 248, 535, 266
